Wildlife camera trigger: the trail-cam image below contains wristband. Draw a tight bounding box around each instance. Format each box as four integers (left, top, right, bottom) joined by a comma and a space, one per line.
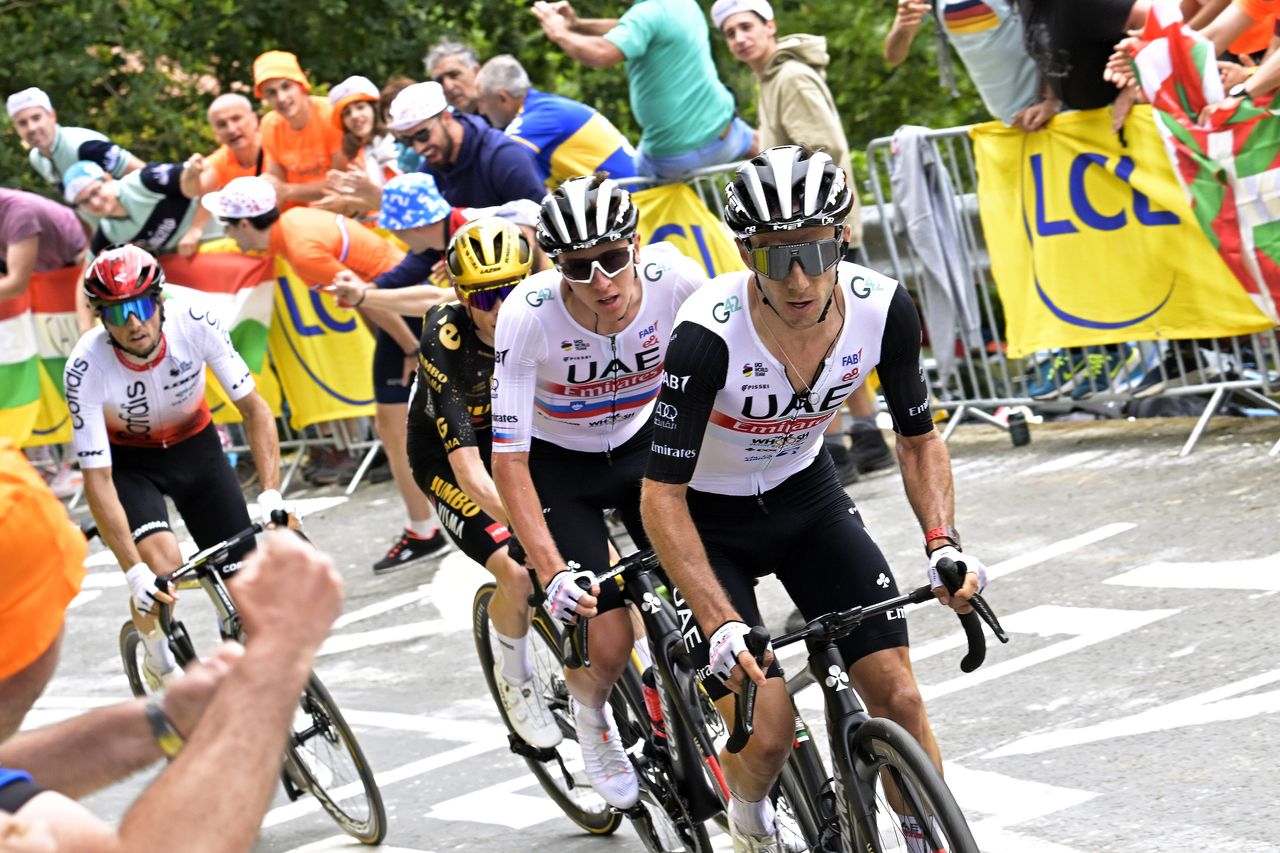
144, 691, 185, 758
353, 289, 367, 307
924, 524, 961, 553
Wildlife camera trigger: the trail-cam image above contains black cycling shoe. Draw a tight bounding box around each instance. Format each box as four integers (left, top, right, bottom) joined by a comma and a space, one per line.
848, 422, 895, 473
824, 436, 860, 486
373, 528, 449, 574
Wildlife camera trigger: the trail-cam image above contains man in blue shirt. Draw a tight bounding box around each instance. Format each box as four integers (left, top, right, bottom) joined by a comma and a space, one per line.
475, 54, 637, 186
532, 0, 758, 179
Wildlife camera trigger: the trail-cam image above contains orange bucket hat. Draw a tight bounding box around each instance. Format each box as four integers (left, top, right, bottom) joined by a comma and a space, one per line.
253, 50, 312, 98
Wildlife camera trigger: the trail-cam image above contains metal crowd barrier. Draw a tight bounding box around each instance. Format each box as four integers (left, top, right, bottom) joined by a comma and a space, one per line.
863, 125, 1280, 457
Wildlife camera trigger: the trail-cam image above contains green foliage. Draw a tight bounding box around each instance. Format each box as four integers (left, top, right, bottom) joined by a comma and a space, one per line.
1, 0, 986, 198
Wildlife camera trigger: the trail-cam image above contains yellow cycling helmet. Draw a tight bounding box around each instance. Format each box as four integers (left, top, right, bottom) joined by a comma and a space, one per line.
445, 217, 533, 293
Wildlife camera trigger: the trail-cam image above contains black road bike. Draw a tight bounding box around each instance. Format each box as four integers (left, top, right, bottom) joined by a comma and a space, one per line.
117, 513, 387, 845
729, 559, 1009, 853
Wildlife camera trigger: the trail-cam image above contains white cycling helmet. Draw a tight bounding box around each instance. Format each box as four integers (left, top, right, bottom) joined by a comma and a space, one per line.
723, 145, 853, 239
535, 175, 638, 257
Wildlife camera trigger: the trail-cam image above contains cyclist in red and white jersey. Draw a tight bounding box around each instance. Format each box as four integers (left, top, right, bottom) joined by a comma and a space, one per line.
491, 175, 706, 809
65, 244, 287, 686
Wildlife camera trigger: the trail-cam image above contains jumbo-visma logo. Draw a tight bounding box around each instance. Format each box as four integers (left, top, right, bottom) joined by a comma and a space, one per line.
1025, 152, 1179, 330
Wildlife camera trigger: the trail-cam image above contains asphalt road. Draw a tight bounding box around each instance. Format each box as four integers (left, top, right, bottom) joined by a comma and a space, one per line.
30, 415, 1280, 852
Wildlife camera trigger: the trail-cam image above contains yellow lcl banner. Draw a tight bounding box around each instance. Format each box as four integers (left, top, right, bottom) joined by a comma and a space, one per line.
632, 183, 746, 277
267, 257, 376, 430
971, 106, 1273, 358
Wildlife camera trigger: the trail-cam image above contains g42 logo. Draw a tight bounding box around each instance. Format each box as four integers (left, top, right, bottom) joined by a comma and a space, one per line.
712, 294, 742, 323
525, 287, 554, 307
850, 276, 884, 300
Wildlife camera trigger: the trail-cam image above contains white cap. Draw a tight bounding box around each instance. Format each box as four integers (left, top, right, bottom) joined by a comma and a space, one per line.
201, 176, 278, 219
328, 75, 380, 107
6, 87, 52, 120
387, 81, 447, 132
710, 0, 774, 30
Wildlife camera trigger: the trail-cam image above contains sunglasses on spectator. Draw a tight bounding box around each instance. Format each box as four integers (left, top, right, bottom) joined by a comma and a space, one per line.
98, 294, 158, 326
462, 281, 520, 312
745, 237, 843, 281
220, 212, 275, 230
556, 245, 634, 284
395, 117, 440, 146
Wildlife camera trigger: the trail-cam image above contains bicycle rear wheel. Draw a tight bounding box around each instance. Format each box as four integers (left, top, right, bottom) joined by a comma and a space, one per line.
472, 583, 623, 836
283, 674, 387, 845
851, 718, 977, 853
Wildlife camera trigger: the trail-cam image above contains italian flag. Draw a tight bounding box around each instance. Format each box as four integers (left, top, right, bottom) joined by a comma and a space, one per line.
1129, 0, 1280, 321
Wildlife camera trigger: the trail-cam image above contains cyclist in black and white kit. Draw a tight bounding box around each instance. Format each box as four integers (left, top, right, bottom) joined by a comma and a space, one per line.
403, 217, 561, 749
491, 175, 707, 810
66, 244, 288, 688
640, 146, 988, 852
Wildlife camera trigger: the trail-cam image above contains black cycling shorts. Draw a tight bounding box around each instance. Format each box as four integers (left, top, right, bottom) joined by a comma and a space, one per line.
109, 421, 254, 568
373, 318, 423, 405
683, 447, 909, 701
526, 427, 654, 615
407, 436, 512, 567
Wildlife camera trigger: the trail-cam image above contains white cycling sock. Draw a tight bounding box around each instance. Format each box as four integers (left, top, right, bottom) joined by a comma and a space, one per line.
572, 698, 608, 730
729, 791, 776, 838
142, 629, 178, 673
407, 517, 439, 538
492, 626, 532, 682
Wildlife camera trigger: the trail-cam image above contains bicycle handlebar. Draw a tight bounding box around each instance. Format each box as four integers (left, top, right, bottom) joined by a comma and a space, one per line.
726, 558, 1009, 753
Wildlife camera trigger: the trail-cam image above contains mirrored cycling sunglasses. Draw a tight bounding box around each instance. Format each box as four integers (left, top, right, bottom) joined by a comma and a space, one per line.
556, 245, 634, 284
98, 294, 158, 326
746, 237, 843, 280
464, 281, 520, 312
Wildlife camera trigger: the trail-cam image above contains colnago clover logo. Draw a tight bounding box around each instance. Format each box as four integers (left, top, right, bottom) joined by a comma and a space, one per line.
824, 664, 850, 691
876, 573, 890, 588
641, 592, 662, 614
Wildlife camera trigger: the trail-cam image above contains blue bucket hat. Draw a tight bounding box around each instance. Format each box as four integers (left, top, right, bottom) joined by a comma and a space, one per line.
378, 173, 451, 231
62, 160, 106, 204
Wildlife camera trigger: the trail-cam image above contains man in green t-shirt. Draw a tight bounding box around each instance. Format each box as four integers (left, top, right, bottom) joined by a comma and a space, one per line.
532, 0, 757, 179
6, 88, 144, 198
63, 159, 211, 260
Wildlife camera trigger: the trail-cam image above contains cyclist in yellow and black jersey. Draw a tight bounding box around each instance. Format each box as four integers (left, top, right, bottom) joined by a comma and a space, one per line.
404, 218, 561, 749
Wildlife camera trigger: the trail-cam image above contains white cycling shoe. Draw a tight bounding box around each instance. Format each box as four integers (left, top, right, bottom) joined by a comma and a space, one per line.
495, 665, 562, 749
571, 698, 639, 810
142, 649, 180, 692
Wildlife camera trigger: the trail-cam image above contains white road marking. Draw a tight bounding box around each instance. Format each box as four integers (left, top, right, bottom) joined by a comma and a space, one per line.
1104, 554, 1280, 590
333, 587, 435, 630
282, 836, 428, 853
1021, 450, 1111, 475
986, 668, 1280, 758
340, 709, 508, 742
68, 590, 103, 609
918, 605, 1178, 700
949, 764, 1095, 853
984, 522, 1137, 584
426, 774, 564, 828
262, 740, 502, 828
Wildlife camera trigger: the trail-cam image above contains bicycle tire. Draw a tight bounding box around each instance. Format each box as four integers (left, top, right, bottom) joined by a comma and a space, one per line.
608, 665, 714, 853
472, 583, 623, 836
118, 621, 148, 698
283, 674, 387, 845
850, 717, 978, 853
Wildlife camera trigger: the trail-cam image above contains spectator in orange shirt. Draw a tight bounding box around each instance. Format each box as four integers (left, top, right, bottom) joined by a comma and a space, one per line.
253, 51, 347, 208
200, 94, 271, 192
204, 176, 448, 572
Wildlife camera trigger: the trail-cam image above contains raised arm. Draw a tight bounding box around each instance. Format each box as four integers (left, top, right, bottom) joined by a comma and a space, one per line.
884, 0, 931, 67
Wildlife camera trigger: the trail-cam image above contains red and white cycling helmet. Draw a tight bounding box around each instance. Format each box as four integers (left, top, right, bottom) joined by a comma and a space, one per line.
83, 244, 165, 304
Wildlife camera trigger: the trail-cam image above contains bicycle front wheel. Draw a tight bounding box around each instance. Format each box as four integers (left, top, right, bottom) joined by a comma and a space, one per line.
851, 717, 977, 853
472, 583, 623, 836
119, 621, 149, 698
283, 674, 387, 845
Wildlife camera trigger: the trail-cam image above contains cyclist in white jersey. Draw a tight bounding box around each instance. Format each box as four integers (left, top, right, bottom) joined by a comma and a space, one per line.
640, 146, 989, 852
66, 245, 288, 687
491, 175, 706, 809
